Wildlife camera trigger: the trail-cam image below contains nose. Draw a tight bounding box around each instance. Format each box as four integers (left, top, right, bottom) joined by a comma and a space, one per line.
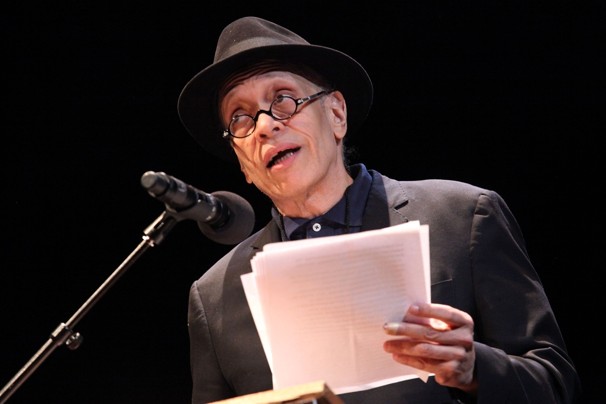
253, 110, 281, 139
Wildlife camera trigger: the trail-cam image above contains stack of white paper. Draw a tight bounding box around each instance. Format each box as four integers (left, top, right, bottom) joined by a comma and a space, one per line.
241, 221, 431, 395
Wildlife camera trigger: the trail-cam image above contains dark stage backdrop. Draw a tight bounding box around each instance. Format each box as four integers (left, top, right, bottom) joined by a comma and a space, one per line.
2, 2, 603, 403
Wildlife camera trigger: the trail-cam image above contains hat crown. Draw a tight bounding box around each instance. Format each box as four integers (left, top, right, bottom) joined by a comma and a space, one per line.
215, 17, 309, 62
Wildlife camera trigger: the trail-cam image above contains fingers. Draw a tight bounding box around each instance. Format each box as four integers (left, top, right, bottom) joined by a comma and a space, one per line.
384, 335, 468, 361
384, 321, 459, 343
383, 326, 476, 390
405, 303, 474, 329
383, 302, 477, 391
384, 320, 472, 346
390, 303, 474, 345
388, 347, 476, 389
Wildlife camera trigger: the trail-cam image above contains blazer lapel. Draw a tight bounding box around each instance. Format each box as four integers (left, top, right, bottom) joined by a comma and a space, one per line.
362, 170, 410, 232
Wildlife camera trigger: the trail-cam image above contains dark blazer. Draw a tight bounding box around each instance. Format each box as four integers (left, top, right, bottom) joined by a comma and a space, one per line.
188, 169, 580, 403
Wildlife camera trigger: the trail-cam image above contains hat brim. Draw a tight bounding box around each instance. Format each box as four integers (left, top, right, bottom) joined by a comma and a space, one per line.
177, 44, 373, 163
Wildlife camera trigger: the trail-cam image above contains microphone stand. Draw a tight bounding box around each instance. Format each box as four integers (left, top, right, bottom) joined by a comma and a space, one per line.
0, 209, 182, 403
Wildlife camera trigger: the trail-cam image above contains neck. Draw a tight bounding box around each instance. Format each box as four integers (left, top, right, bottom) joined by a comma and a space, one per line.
273, 166, 353, 219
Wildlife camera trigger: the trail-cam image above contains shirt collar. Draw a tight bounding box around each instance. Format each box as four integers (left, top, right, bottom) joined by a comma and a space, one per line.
271, 163, 372, 240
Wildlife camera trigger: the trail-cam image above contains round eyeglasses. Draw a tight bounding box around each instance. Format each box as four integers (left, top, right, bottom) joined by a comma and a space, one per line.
222, 90, 334, 139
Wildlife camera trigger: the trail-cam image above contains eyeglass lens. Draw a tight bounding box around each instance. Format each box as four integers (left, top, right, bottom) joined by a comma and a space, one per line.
229, 96, 297, 138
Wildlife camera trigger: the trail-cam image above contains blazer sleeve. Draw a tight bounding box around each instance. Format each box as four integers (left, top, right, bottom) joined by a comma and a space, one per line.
188, 279, 233, 402
466, 191, 580, 403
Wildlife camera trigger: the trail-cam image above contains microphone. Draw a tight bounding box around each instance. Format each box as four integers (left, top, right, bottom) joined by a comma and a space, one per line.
140, 171, 255, 245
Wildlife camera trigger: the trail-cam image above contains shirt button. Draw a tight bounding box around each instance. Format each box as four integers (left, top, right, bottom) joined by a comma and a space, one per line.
312, 222, 322, 232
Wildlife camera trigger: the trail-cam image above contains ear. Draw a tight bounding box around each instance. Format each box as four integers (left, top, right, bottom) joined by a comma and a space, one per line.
327, 91, 347, 140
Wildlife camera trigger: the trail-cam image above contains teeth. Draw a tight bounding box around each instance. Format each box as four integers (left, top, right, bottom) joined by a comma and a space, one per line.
274, 151, 294, 164
268, 149, 297, 168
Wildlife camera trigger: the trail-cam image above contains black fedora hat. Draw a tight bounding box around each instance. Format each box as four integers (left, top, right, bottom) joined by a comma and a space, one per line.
177, 16, 373, 163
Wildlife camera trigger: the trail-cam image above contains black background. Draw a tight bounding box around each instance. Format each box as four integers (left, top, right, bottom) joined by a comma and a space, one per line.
2, 2, 604, 403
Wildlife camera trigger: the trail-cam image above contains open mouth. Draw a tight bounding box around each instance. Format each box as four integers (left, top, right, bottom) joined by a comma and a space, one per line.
267, 147, 300, 168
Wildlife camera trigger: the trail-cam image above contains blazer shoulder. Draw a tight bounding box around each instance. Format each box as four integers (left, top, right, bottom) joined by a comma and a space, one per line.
375, 171, 497, 201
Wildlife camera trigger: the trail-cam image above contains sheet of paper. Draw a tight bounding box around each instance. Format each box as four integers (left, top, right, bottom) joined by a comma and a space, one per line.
241, 221, 431, 395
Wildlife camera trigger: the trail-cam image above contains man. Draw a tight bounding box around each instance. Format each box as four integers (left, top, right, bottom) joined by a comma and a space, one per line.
177, 16, 580, 403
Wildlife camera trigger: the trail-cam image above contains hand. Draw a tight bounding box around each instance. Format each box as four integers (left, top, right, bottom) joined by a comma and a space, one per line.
383, 302, 477, 394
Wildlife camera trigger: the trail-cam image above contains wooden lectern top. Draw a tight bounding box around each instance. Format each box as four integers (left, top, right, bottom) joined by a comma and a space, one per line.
209, 380, 344, 404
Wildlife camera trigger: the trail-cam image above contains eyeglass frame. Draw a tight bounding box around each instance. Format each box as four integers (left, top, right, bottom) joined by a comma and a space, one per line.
222, 89, 335, 139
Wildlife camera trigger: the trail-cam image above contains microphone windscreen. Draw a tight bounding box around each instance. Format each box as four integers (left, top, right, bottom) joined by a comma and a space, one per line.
198, 191, 255, 245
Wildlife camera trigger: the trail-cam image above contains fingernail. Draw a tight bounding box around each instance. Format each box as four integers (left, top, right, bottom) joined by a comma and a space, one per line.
383, 322, 400, 335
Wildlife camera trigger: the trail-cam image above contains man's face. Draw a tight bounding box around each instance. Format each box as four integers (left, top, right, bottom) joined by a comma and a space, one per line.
220, 71, 347, 205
